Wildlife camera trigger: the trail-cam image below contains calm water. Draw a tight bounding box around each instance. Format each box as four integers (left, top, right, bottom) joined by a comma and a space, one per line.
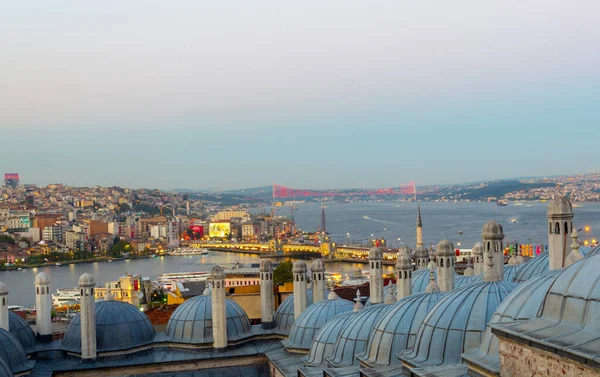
2, 201, 600, 308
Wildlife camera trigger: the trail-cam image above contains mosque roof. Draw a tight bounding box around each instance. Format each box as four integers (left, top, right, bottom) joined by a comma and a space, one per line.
166, 294, 252, 344
399, 280, 517, 368
285, 293, 354, 351
491, 254, 600, 365
8, 312, 37, 354
0, 328, 33, 374
359, 292, 445, 368
454, 274, 483, 289
274, 289, 328, 335
62, 300, 155, 353
327, 303, 392, 367
512, 250, 549, 283
411, 267, 460, 294
0, 357, 11, 377
301, 311, 356, 367
502, 264, 521, 282
462, 269, 561, 374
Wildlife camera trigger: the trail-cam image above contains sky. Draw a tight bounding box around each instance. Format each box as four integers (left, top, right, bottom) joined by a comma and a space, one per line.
1, 1, 600, 190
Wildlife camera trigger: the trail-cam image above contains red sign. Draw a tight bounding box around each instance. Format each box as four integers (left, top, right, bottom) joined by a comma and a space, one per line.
4, 173, 19, 180
191, 225, 203, 234
133, 280, 139, 291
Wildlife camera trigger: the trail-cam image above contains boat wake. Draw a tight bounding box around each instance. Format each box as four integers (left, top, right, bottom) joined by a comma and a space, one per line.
361, 216, 399, 225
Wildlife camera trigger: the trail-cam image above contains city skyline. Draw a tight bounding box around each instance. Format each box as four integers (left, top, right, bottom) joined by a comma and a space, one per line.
2, 1, 600, 189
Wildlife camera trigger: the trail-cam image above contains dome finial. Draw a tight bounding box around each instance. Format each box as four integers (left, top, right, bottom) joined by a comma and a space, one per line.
425, 264, 440, 293
328, 291, 339, 300
353, 290, 364, 311
104, 288, 114, 301
566, 227, 584, 267
203, 282, 212, 296
463, 259, 474, 276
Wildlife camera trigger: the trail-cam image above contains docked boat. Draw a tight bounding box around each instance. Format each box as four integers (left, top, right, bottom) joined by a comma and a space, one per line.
52, 288, 81, 307
167, 247, 210, 256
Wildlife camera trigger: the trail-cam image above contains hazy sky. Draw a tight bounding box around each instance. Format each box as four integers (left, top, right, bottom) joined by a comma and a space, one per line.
1, 1, 599, 190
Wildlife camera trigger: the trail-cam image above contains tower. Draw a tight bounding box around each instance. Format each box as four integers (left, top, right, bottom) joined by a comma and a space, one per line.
259, 260, 275, 329
293, 260, 308, 319
396, 246, 413, 300
369, 247, 384, 304
547, 196, 574, 270
0, 281, 7, 331
436, 240, 455, 292
320, 200, 326, 233
416, 204, 424, 247
310, 259, 326, 303
211, 265, 227, 349
482, 221, 505, 282
35, 272, 53, 342
79, 273, 96, 361
472, 242, 484, 275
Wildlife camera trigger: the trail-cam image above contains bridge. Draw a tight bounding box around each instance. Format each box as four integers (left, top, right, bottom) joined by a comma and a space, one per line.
270, 181, 417, 199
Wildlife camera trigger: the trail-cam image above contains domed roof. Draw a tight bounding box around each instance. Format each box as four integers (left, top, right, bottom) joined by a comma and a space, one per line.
512, 250, 549, 283
454, 273, 483, 289
310, 258, 325, 272
472, 242, 483, 256
285, 293, 354, 351
259, 259, 273, 272
359, 292, 446, 367
369, 247, 383, 260
0, 282, 7, 295
34, 272, 50, 285
482, 221, 503, 237
396, 247, 412, 269
503, 264, 521, 282
411, 267, 460, 294
293, 260, 307, 273
436, 240, 454, 257
0, 328, 33, 374
301, 311, 356, 367
78, 272, 95, 286
399, 280, 517, 368
0, 357, 12, 377
547, 195, 573, 216
274, 289, 327, 335
63, 300, 155, 353
166, 294, 251, 344
327, 302, 392, 367
211, 265, 226, 279
462, 269, 561, 374
414, 245, 428, 259
8, 312, 36, 353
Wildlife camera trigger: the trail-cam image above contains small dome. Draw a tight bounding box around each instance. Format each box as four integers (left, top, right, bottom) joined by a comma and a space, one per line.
302, 311, 356, 367
396, 247, 412, 269
0, 328, 33, 374
462, 269, 561, 374
34, 272, 50, 285
454, 274, 483, 289
436, 240, 454, 257
360, 292, 446, 367
285, 294, 354, 351
78, 272, 95, 286
482, 221, 503, 238
414, 245, 428, 259
399, 280, 517, 368
369, 247, 383, 260
259, 259, 273, 272
472, 242, 483, 256
547, 196, 573, 216
293, 260, 307, 273
410, 268, 460, 294
8, 313, 36, 354
211, 265, 226, 279
463, 266, 474, 276
63, 300, 155, 353
310, 259, 325, 272
512, 250, 549, 284
0, 282, 7, 295
166, 295, 251, 344
273, 289, 328, 335
0, 357, 12, 377
327, 303, 392, 367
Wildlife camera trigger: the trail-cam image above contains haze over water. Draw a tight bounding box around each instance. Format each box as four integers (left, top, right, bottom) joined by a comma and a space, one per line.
3, 201, 599, 308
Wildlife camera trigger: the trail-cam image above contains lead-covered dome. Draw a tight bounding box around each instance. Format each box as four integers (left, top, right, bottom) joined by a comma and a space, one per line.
369, 247, 383, 260
547, 195, 573, 216
328, 302, 392, 367
78, 272, 95, 286
482, 221, 503, 237
274, 289, 328, 335
284, 292, 354, 351
8, 313, 36, 354
302, 311, 356, 367
436, 240, 454, 257
34, 272, 50, 285
410, 267, 460, 294
259, 259, 273, 271
399, 280, 517, 368
63, 300, 155, 353
454, 273, 483, 289
310, 258, 325, 272
166, 294, 251, 344
0, 357, 12, 377
359, 291, 445, 368
0, 328, 33, 375
512, 250, 549, 283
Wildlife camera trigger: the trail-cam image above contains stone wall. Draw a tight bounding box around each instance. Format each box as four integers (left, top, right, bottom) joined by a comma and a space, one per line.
498, 338, 599, 377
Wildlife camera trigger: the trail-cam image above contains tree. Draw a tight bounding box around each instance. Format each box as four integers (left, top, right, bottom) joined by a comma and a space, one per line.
273, 259, 294, 286
0, 235, 15, 244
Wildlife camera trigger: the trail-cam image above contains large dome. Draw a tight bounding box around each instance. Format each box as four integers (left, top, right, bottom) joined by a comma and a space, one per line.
8, 312, 36, 353
273, 289, 328, 335
454, 274, 483, 289
301, 311, 356, 367
284, 292, 354, 351
462, 269, 561, 374
359, 291, 445, 368
166, 295, 252, 344
0, 357, 12, 377
327, 303, 392, 367
63, 300, 155, 353
411, 268, 460, 294
0, 328, 33, 375
512, 250, 549, 283
502, 264, 521, 282
399, 280, 517, 368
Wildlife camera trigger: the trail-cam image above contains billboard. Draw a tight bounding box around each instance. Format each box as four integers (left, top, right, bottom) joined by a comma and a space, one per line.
209, 222, 231, 238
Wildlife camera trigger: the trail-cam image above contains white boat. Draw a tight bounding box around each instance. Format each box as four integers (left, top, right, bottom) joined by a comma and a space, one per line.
510, 218, 518, 223
168, 247, 210, 256
52, 288, 81, 307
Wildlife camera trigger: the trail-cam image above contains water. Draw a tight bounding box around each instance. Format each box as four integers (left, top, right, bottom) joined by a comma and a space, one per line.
3, 201, 600, 308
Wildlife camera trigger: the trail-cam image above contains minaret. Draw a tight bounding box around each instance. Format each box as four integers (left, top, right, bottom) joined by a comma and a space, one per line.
35, 272, 53, 342
368, 247, 384, 304
79, 273, 96, 362
293, 260, 308, 319
211, 265, 227, 349
310, 259, 326, 303
0, 281, 8, 331
320, 200, 326, 233
482, 221, 505, 281
414, 245, 429, 270
436, 240, 455, 292
565, 228, 584, 267
396, 246, 413, 300
472, 242, 484, 275
416, 204, 424, 247
547, 196, 574, 270
259, 259, 275, 329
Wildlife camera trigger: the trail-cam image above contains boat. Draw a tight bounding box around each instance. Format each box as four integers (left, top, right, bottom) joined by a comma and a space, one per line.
167, 247, 210, 256
458, 230, 463, 235
55, 262, 62, 266
52, 288, 81, 307
510, 218, 518, 223
496, 199, 508, 207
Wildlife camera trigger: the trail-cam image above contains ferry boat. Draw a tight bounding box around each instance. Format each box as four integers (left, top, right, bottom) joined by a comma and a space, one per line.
496, 199, 509, 207
52, 288, 81, 307
167, 247, 210, 256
